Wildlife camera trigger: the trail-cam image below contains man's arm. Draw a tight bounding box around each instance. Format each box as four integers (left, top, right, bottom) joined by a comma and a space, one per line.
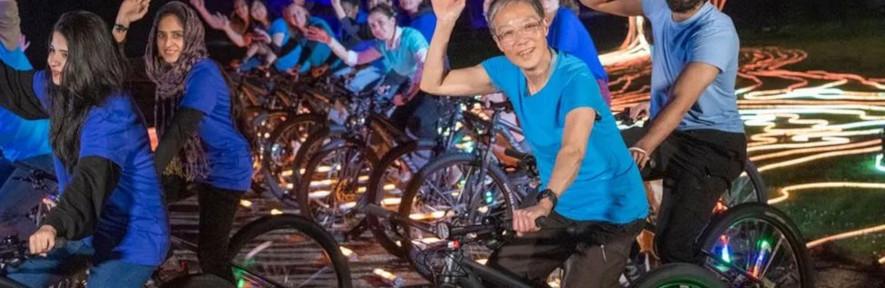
513, 107, 596, 233
579, 0, 643, 17
631, 62, 719, 166
544, 108, 596, 197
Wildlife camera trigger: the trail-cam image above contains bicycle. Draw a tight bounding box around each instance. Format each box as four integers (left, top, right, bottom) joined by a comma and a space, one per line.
614, 111, 813, 287
149, 213, 353, 288
362, 204, 726, 288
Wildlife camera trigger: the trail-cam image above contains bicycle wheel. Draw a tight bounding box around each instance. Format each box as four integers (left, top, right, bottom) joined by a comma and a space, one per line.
365, 140, 439, 257
296, 140, 378, 233
261, 114, 326, 206
631, 263, 726, 288
227, 215, 353, 288
699, 203, 813, 288
399, 152, 516, 279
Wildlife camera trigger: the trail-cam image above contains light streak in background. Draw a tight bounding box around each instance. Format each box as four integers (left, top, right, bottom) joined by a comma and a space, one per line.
598, 0, 885, 265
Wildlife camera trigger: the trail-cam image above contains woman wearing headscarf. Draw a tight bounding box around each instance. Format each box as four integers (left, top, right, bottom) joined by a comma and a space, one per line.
114, 1, 252, 281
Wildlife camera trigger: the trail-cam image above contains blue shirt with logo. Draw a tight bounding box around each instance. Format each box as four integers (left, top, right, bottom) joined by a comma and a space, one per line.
481, 53, 647, 223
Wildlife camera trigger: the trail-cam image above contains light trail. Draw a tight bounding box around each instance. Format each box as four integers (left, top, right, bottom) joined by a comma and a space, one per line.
600, 1, 885, 264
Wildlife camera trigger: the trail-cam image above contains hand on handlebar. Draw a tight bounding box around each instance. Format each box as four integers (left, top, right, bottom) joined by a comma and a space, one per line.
29, 225, 58, 255
512, 199, 554, 236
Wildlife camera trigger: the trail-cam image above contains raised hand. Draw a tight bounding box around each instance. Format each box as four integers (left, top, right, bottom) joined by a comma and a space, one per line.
431, 0, 466, 23
117, 0, 151, 26
305, 26, 331, 44
211, 12, 229, 30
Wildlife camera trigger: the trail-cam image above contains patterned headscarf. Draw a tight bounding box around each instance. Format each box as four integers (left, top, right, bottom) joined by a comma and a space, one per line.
145, 1, 209, 181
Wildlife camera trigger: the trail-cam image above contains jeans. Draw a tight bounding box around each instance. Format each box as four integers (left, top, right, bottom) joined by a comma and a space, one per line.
2, 240, 157, 288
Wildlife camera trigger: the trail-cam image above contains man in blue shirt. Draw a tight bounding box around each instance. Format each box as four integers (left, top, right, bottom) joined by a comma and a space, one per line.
582, 0, 747, 264
420, 0, 647, 285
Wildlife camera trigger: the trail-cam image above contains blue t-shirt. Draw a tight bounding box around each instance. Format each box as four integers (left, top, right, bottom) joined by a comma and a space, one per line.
407, 9, 437, 43
182, 59, 253, 191
32, 71, 169, 266
0, 46, 51, 162
481, 53, 647, 223
547, 7, 608, 82
268, 18, 291, 47
374, 27, 427, 78
642, 0, 744, 133
273, 17, 335, 73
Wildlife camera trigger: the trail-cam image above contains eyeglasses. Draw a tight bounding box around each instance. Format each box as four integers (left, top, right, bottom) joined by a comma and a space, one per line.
493, 20, 545, 46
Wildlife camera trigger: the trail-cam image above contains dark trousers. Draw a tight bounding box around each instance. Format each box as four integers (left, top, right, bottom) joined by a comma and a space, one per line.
622, 127, 746, 263
389, 93, 442, 140
487, 213, 643, 288
164, 176, 243, 282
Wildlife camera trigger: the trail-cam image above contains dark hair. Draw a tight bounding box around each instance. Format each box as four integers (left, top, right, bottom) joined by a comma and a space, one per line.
47, 11, 127, 170
145, 1, 207, 96
666, 0, 705, 13
486, 0, 545, 31
341, 0, 360, 7
145, 2, 211, 180
369, 3, 398, 19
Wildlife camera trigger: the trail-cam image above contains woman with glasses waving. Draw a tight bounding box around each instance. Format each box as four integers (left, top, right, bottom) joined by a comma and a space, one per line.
419, 0, 648, 286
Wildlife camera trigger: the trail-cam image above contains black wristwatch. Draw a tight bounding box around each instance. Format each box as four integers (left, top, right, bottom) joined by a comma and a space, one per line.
536, 188, 558, 208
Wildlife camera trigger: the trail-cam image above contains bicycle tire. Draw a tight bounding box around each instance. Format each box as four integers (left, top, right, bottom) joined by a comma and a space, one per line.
631, 263, 726, 288
699, 203, 814, 288
365, 140, 439, 257
399, 152, 516, 279
227, 214, 353, 288
296, 139, 378, 230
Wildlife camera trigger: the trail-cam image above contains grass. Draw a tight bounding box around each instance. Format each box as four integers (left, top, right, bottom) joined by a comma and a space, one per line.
738, 18, 885, 78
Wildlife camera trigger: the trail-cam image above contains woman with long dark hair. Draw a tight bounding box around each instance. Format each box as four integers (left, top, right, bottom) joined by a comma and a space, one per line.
114, 1, 252, 282
0, 4, 168, 287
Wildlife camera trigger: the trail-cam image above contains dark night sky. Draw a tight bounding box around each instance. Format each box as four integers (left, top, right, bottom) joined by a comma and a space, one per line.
17, 0, 237, 69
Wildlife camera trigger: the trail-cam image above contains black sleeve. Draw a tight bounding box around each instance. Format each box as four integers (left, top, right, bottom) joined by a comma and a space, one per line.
154, 108, 205, 174
0, 61, 47, 119
43, 156, 121, 240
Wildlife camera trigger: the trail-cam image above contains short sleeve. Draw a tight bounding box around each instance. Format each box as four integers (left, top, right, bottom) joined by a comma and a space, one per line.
480, 56, 514, 95
405, 29, 428, 55
268, 19, 285, 36
687, 26, 738, 72
561, 71, 605, 115
180, 62, 223, 115
641, 0, 668, 21
78, 100, 131, 166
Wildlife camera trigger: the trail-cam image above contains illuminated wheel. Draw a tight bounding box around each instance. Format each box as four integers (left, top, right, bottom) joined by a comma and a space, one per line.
632, 263, 726, 288
699, 203, 814, 288
227, 215, 353, 287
